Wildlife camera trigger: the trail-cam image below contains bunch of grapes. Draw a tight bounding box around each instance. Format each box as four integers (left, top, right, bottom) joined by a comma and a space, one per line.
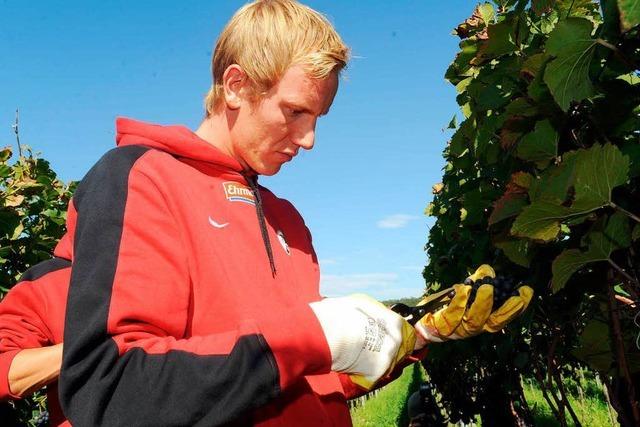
33, 410, 49, 427
464, 275, 521, 308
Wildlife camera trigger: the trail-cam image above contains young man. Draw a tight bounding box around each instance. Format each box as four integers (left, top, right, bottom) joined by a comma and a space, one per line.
3, 1, 532, 425
58, 1, 415, 425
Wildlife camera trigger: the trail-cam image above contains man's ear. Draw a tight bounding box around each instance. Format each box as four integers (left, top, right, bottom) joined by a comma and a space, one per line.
222, 65, 247, 110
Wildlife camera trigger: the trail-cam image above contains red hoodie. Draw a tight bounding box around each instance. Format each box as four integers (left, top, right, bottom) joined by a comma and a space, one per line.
59, 118, 356, 426
0, 258, 71, 427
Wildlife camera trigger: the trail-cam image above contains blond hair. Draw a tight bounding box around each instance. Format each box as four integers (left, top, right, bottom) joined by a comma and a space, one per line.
204, 0, 350, 115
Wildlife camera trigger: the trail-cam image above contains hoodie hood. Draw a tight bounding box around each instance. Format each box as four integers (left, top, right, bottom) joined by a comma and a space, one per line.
116, 117, 244, 173
115, 117, 277, 276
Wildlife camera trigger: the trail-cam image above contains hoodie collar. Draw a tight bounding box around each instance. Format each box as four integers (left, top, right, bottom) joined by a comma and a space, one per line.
116, 117, 245, 174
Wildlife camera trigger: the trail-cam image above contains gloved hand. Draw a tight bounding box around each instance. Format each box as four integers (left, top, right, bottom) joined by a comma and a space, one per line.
415, 265, 533, 347
310, 294, 416, 390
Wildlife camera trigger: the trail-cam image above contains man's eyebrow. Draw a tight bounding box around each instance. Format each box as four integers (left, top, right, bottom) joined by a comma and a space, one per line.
285, 101, 328, 117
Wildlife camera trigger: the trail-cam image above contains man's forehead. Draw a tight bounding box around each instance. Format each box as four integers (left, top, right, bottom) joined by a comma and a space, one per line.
276, 67, 338, 114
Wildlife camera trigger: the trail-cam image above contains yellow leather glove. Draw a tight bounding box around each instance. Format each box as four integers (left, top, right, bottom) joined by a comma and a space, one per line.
415, 265, 533, 345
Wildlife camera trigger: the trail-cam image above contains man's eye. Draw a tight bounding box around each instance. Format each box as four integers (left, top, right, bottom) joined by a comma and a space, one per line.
289, 109, 304, 117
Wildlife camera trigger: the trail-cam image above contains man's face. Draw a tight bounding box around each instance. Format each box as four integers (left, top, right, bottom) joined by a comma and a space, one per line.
229, 64, 339, 176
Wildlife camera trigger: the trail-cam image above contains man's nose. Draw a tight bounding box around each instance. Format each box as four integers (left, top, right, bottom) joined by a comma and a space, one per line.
292, 120, 316, 150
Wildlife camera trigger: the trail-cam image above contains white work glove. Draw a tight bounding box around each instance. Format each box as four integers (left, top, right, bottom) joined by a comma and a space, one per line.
310, 294, 416, 390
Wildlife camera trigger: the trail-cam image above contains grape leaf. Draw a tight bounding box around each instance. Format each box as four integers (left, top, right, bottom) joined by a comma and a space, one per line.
495, 239, 533, 267
473, 20, 517, 65
571, 143, 630, 212
621, 141, 640, 178
512, 171, 534, 189
532, 0, 555, 16
511, 200, 571, 241
572, 319, 614, 373
515, 119, 558, 166
544, 18, 597, 111
529, 151, 578, 204
489, 173, 531, 225
489, 192, 528, 225
500, 116, 533, 149
505, 97, 538, 117
521, 53, 548, 79
551, 212, 630, 291
0, 147, 11, 163
618, 0, 640, 31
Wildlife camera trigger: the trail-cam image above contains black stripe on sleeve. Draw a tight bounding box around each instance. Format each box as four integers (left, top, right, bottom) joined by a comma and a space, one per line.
60, 145, 280, 426
17, 258, 71, 283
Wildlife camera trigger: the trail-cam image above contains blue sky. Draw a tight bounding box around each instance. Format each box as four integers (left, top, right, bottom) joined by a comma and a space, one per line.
2, 0, 478, 300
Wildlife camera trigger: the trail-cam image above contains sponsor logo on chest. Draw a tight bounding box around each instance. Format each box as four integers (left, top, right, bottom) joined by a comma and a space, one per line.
222, 182, 256, 205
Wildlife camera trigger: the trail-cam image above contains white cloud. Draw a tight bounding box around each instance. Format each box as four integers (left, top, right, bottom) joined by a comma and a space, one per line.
376, 214, 419, 229
319, 258, 338, 266
320, 273, 398, 297
400, 265, 424, 271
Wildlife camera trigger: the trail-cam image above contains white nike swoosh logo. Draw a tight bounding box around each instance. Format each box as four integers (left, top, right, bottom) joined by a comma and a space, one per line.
208, 216, 229, 228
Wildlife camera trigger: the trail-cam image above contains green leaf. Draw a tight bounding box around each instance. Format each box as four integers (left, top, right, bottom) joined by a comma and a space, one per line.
500, 115, 534, 149
461, 189, 488, 225
551, 212, 630, 291
618, 0, 640, 31
449, 119, 475, 157
489, 192, 528, 225
11, 222, 24, 240
515, 119, 558, 166
489, 174, 531, 225
572, 143, 630, 212
448, 114, 458, 129
473, 19, 518, 64
543, 18, 597, 111
511, 200, 571, 241
633, 223, 640, 241
532, 0, 555, 15
478, 2, 496, 24
529, 151, 578, 204
0, 147, 12, 163
620, 141, 640, 178
495, 239, 533, 267
572, 319, 614, 373
505, 97, 538, 117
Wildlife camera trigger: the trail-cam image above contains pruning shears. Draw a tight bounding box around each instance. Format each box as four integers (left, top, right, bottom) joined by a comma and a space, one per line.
390, 287, 456, 326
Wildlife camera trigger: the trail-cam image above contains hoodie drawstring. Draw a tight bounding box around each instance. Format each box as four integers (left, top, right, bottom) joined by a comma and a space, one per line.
245, 175, 277, 277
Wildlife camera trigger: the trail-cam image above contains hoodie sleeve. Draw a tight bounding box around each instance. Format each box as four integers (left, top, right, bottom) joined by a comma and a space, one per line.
60, 146, 331, 427
0, 259, 70, 400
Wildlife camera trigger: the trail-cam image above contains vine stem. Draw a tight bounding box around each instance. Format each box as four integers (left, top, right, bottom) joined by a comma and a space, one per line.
552, 368, 582, 427
607, 270, 640, 425
596, 38, 638, 70
533, 366, 565, 426
610, 201, 640, 224
608, 259, 640, 298
12, 108, 22, 158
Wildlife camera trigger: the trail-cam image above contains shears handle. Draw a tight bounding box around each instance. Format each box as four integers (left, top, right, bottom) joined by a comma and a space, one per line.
390, 287, 455, 326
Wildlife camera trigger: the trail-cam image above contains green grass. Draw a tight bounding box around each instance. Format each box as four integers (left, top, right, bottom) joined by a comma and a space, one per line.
523, 378, 618, 427
350, 363, 425, 426
350, 368, 617, 427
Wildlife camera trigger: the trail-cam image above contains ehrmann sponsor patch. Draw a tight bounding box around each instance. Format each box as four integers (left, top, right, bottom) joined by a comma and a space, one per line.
223, 182, 256, 205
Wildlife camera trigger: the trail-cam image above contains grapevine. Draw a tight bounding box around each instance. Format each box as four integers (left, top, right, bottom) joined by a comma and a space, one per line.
422, 0, 640, 425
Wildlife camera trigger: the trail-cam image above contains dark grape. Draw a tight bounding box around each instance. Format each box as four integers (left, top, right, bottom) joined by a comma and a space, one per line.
466, 274, 519, 308
34, 410, 49, 427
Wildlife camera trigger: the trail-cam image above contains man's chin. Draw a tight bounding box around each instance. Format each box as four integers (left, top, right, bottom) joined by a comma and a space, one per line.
254, 163, 283, 176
